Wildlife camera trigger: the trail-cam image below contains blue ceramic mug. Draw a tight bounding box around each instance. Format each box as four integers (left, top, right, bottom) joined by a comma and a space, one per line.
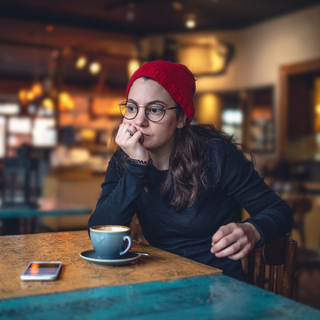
90, 225, 133, 259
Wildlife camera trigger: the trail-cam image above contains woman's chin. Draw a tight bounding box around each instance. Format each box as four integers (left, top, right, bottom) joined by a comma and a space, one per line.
141, 141, 150, 149
143, 142, 154, 151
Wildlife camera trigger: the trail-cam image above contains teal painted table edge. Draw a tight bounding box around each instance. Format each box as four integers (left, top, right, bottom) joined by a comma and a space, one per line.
0, 198, 91, 218
0, 207, 91, 218
0, 274, 319, 320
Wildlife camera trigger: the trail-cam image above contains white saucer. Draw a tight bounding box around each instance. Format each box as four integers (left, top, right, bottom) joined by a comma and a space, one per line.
79, 250, 142, 266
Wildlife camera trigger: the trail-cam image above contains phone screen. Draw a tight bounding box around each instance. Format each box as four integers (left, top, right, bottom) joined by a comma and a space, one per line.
20, 262, 62, 281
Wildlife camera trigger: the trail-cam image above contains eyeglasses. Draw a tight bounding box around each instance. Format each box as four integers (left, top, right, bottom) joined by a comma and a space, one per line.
119, 100, 179, 123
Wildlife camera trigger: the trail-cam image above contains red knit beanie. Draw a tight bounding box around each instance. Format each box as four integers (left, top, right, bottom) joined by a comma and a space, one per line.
126, 60, 196, 121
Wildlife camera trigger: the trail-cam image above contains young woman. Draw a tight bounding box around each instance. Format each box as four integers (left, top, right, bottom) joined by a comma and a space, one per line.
88, 60, 293, 280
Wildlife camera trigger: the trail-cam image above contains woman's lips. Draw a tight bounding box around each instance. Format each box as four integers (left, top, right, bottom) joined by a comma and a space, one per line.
136, 130, 149, 137
139, 133, 149, 144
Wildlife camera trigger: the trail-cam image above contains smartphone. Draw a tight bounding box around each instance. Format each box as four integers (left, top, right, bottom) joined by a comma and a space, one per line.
20, 261, 62, 281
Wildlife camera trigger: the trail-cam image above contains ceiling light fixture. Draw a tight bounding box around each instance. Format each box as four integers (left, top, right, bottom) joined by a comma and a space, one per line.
31, 82, 43, 98
89, 61, 101, 75
27, 91, 35, 101
185, 14, 196, 29
75, 56, 87, 69
59, 92, 74, 111
42, 98, 55, 111
18, 89, 28, 106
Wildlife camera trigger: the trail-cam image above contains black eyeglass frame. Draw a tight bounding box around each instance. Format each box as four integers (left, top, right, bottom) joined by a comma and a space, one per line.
119, 100, 180, 123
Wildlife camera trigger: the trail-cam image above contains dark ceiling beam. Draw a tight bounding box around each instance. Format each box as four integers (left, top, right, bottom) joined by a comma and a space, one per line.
104, 0, 149, 11
0, 4, 149, 36
0, 38, 132, 62
0, 77, 33, 95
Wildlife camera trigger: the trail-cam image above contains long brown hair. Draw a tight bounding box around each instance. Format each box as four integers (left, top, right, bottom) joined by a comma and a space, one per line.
161, 120, 238, 211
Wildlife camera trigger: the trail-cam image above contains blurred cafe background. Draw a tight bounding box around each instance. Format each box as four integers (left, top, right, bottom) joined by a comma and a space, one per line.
1, 0, 320, 309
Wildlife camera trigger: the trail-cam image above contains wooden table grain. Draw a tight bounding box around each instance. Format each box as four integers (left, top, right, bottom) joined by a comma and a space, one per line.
0, 230, 221, 299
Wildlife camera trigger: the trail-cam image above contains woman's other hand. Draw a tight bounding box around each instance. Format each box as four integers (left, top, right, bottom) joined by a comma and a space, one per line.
210, 222, 261, 260
115, 122, 149, 161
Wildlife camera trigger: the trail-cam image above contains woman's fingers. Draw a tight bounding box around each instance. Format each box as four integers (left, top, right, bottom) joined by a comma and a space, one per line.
118, 123, 136, 138
211, 222, 239, 244
213, 241, 251, 260
115, 123, 148, 161
116, 123, 136, 145
211, 225, 244, 256
211, 222, 260, 260
227, 243, 252, 260
211, 223, 243, 252
125, 128, 133, 136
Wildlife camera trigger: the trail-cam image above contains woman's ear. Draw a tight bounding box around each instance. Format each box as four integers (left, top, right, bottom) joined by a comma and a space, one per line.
177, 114, 187, 129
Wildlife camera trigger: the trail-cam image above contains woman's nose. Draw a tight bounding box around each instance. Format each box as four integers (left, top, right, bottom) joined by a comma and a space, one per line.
134, 107, 148, 126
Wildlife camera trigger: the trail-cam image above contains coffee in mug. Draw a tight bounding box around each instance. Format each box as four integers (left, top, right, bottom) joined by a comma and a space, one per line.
90, 225, 133, 259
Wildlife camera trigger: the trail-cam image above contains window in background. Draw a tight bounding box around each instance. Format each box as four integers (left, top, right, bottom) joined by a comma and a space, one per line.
32, 118, 57, 147
0, 102, 20, 115
249, 107, 273, 151
8, 117, 32, 134
221, 109, 243, 142
246, 87, 274, 152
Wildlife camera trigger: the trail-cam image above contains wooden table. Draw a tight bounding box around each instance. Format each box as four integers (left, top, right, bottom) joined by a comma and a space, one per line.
0, 230, 220, 299
1, 231, 320, 319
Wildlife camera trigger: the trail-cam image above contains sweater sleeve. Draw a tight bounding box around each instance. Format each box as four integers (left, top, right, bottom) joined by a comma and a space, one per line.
87, 152, 150, 230
217, 142, 293, 247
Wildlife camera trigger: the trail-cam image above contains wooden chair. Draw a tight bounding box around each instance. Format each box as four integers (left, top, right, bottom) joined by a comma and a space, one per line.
245, 235, 297, 299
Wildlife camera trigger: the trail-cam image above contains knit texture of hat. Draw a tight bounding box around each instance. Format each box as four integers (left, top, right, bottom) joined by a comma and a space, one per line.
126, 60, 196, 121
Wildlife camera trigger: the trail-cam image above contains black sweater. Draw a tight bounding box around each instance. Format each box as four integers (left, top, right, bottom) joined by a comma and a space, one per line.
88, 139, 293, 280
